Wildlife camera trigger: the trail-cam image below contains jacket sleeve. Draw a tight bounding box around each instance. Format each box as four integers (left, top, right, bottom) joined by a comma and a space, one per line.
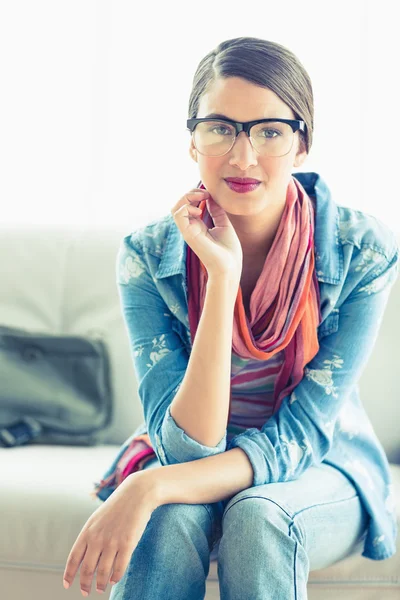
226, 245, 400, 487
117, 233, 227, 466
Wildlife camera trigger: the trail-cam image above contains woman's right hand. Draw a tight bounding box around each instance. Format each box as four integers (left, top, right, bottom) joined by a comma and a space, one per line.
171, 188, 243, 281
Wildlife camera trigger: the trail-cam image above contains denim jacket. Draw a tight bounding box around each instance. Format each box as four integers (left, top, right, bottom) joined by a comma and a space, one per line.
98, 172, 399, 561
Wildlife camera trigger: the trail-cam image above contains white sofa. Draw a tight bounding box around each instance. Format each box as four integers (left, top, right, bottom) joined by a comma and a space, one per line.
0, 224, 399, 600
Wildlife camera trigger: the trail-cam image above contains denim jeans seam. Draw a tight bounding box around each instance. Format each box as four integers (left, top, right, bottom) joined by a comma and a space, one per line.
291, 493, 359, 520
200, 502, 220, 550
223, 495, 294, 523
290, 493, 359, 554
291, 533, 299, 600
223, 493, 359, 523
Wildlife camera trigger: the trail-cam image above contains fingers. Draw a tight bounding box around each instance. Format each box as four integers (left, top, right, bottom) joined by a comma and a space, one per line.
79, 550, 101, 596
63, 539, 132, 595
175, 203, 203, 221
92, 545, 119, 593
170, 189, 210, 216
64, 538, 107, 597
63, 540, 87, 590
107, 545, 135, 587
173, 202, 210, 239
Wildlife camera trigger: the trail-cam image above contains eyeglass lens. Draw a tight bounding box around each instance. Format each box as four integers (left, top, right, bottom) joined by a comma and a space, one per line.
193, 120, 295, 157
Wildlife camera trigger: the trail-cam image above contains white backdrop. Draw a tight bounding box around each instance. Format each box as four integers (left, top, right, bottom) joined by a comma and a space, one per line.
0, 0, 399, 230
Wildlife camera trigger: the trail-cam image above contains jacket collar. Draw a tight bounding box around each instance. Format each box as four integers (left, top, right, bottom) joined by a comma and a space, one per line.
156, 172, 342, 285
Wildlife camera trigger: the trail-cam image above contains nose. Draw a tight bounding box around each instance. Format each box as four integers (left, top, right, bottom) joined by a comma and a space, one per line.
228, 131, 258, 169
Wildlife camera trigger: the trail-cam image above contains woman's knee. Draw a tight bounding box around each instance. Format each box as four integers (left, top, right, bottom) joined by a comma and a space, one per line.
223, 492, 285, 527
150, 502, 216, 542
221, 491, 305, 547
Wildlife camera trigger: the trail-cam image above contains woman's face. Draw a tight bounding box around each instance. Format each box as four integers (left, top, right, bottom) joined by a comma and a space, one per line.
189, 76, 308, 217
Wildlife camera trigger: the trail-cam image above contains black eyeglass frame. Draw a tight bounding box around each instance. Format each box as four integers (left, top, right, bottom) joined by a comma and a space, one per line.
186, 117, 306, 156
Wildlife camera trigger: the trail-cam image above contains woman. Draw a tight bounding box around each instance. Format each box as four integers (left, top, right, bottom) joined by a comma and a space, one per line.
63, 37, 398, 599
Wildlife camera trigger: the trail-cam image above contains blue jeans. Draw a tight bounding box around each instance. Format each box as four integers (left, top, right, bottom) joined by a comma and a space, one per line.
109, 459, 369, 600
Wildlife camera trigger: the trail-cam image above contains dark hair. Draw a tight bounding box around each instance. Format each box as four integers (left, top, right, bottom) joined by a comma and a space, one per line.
188, 37, 314, 154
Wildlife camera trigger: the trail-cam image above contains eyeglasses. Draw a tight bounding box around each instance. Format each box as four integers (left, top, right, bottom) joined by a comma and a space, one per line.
187, 117, 306, 157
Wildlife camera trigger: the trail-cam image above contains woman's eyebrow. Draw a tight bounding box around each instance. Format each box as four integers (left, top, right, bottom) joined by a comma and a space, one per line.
203, 113, 282, 121
204, 113, 232, 119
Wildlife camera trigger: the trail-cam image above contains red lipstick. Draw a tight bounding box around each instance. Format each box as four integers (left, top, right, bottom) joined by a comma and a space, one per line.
224, 177, 261, 193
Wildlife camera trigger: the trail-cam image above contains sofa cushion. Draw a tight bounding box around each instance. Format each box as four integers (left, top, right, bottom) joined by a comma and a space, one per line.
0, 445, 109, 571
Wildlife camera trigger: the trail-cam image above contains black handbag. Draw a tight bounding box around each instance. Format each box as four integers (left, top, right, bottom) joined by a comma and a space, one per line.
0, 325, 113, 447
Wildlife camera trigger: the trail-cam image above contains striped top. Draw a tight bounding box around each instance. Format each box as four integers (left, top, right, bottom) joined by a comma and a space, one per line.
227, 349, 285, 440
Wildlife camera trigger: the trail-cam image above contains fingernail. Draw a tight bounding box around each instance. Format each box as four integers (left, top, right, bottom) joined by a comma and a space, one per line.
81, 591, 88, 597
63, 580, 69, 589
96, 589, 105, 594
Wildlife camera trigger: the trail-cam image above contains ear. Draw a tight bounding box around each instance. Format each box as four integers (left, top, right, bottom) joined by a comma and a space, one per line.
293, 138, 308, 168
189, 140, 198, 163
293, 149, 307, 169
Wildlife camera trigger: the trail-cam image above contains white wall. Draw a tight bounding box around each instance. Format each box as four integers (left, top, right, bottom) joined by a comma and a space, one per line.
0, 0, 398, 230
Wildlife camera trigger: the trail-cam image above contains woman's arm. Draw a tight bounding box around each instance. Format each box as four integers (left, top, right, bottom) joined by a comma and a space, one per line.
169, 275, 239, 447
117, 234, 239, 466
142, 447, 254, 506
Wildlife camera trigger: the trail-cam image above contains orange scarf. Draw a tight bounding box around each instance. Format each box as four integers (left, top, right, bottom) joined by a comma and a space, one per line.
187, 175, 322, 415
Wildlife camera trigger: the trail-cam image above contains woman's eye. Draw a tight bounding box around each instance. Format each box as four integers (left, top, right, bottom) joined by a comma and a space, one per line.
212, 126, 231, 135
262, 129, 281, 138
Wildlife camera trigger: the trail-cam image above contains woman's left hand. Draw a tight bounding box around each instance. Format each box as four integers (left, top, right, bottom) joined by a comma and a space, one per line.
62, 472, 158, 596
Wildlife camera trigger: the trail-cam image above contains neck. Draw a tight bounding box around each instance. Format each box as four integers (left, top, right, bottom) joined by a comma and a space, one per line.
230, 199, 286, 263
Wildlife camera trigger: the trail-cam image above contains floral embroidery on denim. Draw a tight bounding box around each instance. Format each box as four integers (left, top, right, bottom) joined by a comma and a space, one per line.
145, 334, 171, 368
355, 247, 383, 275
338, 216, 355, 243
304, 354, 343, 398
119, 253, 146, 283
279, 434, 312, 478
133, 345, 145, 358
169, 303, 180, 316
356, 265, 395, 296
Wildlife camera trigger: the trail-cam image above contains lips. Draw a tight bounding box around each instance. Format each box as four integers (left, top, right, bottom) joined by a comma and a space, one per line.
225, 178, 261, 184
225, 180, 261, 193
